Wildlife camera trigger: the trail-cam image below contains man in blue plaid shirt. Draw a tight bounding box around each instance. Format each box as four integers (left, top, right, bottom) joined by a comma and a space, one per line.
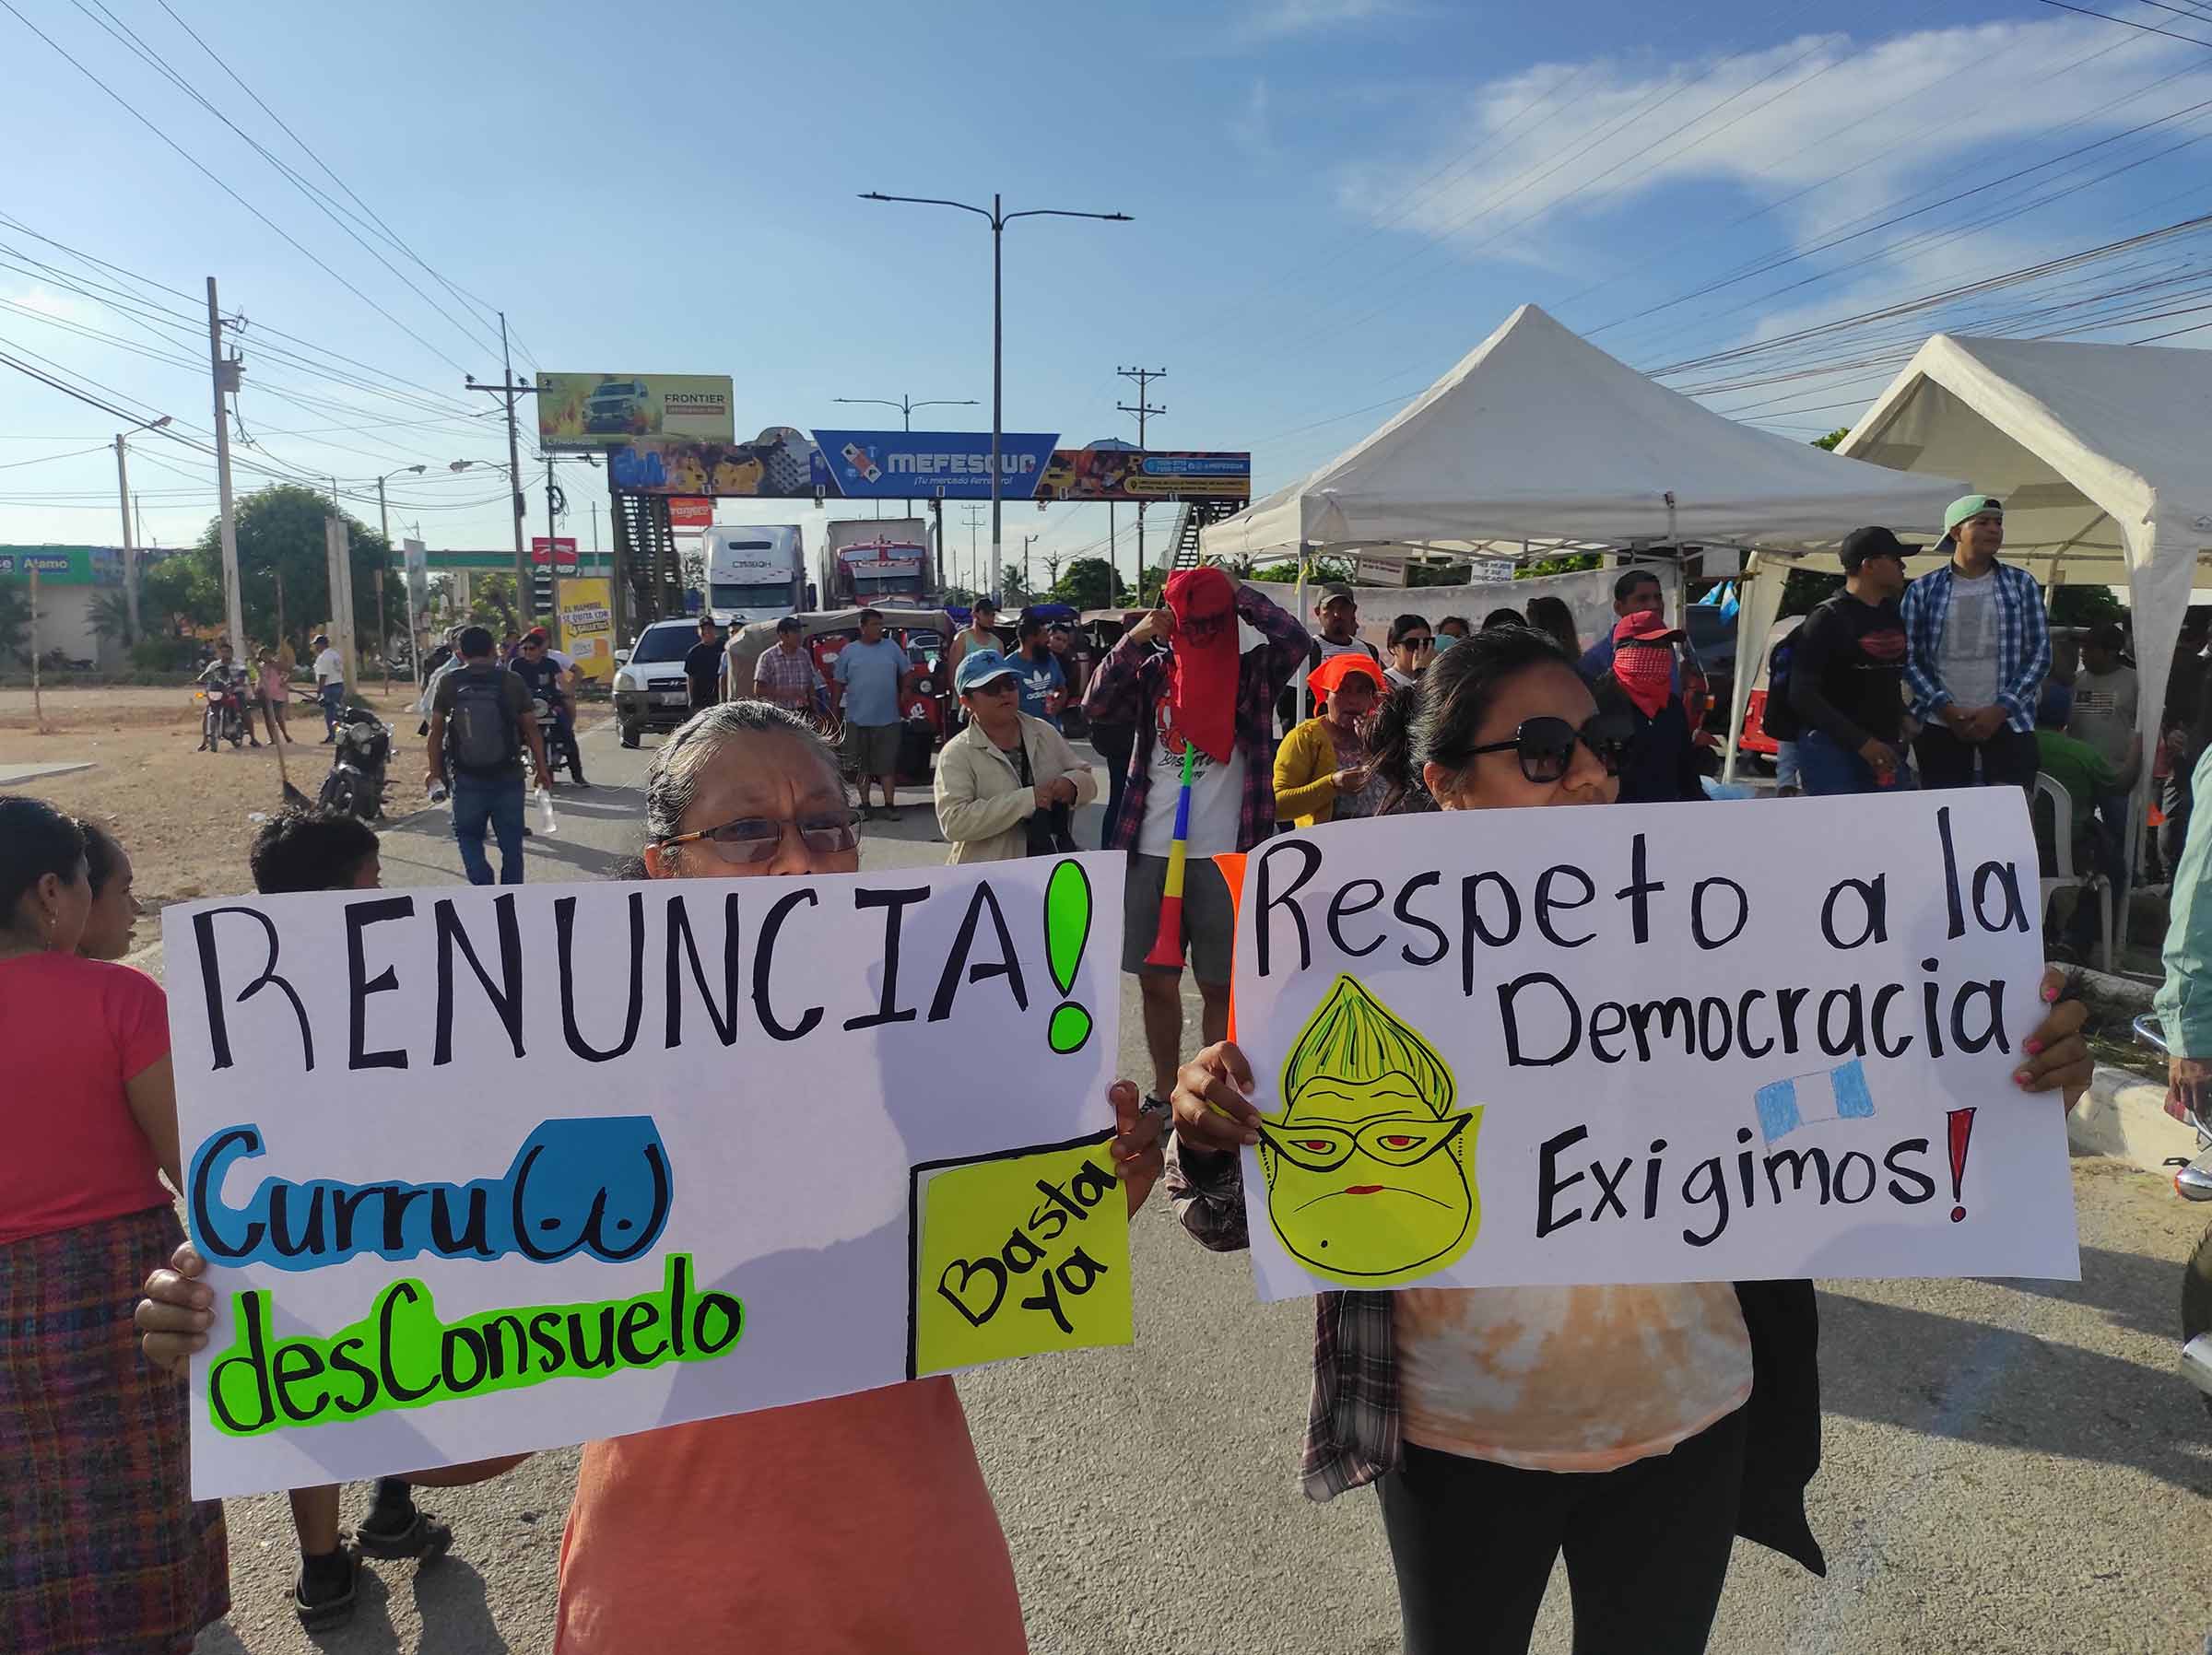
1900, 492, 2051, 796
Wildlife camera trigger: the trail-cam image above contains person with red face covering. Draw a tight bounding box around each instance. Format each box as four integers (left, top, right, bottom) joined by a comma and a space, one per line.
1082, 570, 1308, 1110
1597, 615, 1705, 804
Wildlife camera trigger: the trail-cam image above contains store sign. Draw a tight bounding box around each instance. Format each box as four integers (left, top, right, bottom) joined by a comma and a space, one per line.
669, 498, 714, 530
530, 536, 580, 568
811, 430, 1060, 500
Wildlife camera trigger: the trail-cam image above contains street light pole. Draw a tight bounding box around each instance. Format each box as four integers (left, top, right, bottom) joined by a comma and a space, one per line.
114, 413, 171, 642
859, 191, 1131, 598
831, 393, 978, 542
373, 465, 426, 690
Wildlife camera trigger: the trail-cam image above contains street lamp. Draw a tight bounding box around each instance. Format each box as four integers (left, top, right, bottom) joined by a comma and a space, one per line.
833, 393, 979, 536
859, 192, 1131, 595
360, 466, 427, 689
114, 413, 172, 640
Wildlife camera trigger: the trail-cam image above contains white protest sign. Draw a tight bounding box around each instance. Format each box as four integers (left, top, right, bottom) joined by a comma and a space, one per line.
1229, 792, 2077, 1300
165, 856, 1124, 1499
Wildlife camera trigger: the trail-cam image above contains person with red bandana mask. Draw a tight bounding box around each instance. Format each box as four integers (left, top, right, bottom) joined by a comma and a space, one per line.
1597, 614, 1705, 804
1081, 569, 1308, 1113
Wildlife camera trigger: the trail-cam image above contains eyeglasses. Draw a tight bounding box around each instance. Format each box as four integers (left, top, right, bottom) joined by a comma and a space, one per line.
658, 808, 863, 865
1452, 712, 1635, 783
1255, 1112, 1470, 1174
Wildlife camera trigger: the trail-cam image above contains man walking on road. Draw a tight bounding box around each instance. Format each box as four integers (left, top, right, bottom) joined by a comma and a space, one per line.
2069, 620, 2142, 892
312, 632, 346, 742
1086, 569, 1307, 1110
1901, 493, 2050, 795
832, 608, 917, 821
1788, 526, 1914, 795
424, 626, 552, 885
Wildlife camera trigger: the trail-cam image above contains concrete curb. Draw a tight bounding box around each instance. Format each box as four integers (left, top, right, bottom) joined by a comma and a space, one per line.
2066, 1062, 2201, 1178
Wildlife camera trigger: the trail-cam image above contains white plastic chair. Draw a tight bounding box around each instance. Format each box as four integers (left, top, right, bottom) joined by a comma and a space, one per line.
2036, 773, 2113, 973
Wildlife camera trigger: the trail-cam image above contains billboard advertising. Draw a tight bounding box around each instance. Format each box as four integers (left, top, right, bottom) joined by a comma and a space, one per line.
668, 497, 714, 530
810, 429, 1060, 501
608, 427, 824, 499
530, 536, 580, 567
536, 374, 735, 451
558, 577, 615, 682
1036, 449, 1252, 503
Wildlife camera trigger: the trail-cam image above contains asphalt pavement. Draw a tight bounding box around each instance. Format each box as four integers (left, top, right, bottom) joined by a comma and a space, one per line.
171, 716, 2212, 1654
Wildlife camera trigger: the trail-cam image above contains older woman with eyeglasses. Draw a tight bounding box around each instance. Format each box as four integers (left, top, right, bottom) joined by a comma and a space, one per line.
135, 700, 1163, 1655
1162, 628, 2097, 1655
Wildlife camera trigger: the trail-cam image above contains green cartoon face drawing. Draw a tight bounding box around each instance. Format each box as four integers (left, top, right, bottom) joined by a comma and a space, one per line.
1256, 975, 1480, 1287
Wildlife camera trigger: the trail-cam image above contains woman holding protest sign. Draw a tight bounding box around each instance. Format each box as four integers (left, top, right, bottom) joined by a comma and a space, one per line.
133, 700, 1164, 1655
1163, 628, 2095, 1655
0, 795, 229, 1655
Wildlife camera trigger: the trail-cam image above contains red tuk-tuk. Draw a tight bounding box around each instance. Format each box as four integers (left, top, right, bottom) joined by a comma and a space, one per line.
726, 606, 957, 784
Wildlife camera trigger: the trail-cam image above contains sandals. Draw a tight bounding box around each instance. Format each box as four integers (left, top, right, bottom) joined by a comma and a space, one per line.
293, 1546, 360, 1633
352, 1508, 453, 1564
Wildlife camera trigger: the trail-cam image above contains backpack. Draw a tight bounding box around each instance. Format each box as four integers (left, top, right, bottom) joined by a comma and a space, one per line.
1759, 623, 1806, 743
445, 668, 521, 776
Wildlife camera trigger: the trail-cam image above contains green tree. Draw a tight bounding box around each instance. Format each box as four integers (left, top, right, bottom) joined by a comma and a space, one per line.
0, 576, 28, 663
139, 551, 223, 632
1517, 552, 1604, 579
184, 484, 392, 648
2051, 583, 2124, 628
88, 589, 135, 648
1812, 428, 1850, 451
1049, 557, 1125, 612
469, 573, 520, 633
1250, 556, 1354, 586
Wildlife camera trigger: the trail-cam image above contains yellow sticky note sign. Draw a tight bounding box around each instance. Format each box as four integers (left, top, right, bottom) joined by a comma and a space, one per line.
907, 1132, 1133, 1379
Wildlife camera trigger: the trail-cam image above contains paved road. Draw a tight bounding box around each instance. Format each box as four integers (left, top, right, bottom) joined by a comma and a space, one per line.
173, 718, 2212, 1653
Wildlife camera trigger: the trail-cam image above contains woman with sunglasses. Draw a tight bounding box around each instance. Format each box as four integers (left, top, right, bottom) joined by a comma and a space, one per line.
1163, 627, 2095, 1655
1385, 615, 1433, 690
134, 701, 1166, 1654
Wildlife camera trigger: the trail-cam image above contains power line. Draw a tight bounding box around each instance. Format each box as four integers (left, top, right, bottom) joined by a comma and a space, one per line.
2029, 0, 2212, 50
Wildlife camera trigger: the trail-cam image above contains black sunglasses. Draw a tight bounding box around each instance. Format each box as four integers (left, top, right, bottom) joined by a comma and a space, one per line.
1453, 712, 1636, 783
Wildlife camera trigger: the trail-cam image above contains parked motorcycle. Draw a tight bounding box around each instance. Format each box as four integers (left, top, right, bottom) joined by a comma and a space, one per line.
318, 705, 392, 822
2131, 1015, 2212, 1416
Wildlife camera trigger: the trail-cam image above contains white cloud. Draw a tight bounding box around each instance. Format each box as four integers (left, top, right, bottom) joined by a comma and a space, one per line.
1230, 77, 1274, 156
1241, 0, 1414, 42
1337, 17, 2212, 277
3, 287, 102, 324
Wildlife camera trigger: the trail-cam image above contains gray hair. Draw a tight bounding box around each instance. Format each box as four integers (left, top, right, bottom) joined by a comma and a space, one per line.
644, 699, 841, 868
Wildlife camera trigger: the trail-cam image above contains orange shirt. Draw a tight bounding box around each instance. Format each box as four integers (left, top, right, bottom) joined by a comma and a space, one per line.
1394, 1284, 1753, 1473
555, 1378, 1027, 1654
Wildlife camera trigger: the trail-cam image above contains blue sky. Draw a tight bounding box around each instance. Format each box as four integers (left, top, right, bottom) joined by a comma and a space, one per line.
4, 0, 2210, 593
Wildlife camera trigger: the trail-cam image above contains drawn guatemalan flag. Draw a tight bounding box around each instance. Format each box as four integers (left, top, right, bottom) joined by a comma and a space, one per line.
1755, 1058, 1876, 1144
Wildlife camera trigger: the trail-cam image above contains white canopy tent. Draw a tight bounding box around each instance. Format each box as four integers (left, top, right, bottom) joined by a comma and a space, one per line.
1724, 333, 2212, 807
1204, 304, 1965, 567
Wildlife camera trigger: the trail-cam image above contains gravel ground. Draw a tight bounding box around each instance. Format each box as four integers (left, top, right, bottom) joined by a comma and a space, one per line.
80, 719, 2212, 1654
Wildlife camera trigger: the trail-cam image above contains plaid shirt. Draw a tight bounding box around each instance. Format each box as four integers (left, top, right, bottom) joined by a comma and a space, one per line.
1898, 559, 2050, 734
750, 642, 825, 711
1165, 1134, 1397, 1500
1080, 583, 1309, 854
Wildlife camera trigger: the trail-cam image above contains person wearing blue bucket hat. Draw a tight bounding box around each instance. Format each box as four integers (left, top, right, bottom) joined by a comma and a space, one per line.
935, 648, 1098, 864
1899, 491, 2051, 797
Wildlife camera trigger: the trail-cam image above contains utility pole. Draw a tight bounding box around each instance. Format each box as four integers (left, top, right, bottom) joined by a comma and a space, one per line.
1021, 533, 1038, 593
465, 312, 535, 625
1117, 365, 1166, 582
206, 277, 245, 652
960, 503, 989, 594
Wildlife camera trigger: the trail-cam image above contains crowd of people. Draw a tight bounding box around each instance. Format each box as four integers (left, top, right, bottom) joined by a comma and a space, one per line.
0, 482, 2164, 1655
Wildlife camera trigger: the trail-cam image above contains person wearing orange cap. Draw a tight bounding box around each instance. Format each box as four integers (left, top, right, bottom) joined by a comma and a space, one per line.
1081, 569, 1308, 1109
1596, 613, 1705, 804
1275, 652, 1388, 828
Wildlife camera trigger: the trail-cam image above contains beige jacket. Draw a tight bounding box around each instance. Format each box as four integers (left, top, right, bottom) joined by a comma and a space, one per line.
935, 713, 1099, 864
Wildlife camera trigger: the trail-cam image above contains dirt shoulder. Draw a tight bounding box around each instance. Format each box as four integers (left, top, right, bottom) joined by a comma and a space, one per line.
0, 685, 602, 921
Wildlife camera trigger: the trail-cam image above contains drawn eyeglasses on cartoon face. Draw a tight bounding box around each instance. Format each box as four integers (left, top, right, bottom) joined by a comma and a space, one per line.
1254, 1111, 1471, 1175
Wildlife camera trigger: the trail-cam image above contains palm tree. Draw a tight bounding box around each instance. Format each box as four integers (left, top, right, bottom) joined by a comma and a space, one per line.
88, 589, 135, 648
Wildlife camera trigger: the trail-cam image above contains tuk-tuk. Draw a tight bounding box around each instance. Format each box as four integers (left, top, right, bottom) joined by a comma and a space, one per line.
725, 606, 957, 784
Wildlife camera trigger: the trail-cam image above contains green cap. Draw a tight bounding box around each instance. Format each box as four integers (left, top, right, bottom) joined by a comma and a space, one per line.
1944, 493, 2004, 534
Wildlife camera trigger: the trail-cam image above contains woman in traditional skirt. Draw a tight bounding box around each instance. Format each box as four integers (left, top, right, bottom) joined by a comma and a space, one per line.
0, 795, 229, 1655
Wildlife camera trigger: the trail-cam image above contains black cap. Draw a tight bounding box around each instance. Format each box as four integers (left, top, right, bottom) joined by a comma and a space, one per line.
1840, 526, 1919, 571
774, 615, 803, 633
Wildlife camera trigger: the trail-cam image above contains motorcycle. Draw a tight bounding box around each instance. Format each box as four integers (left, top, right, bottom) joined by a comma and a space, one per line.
318, 705, 392, 822
198, 675, 247, 752
531, 693, 585, 784
2130, 1015, 2212, 1416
